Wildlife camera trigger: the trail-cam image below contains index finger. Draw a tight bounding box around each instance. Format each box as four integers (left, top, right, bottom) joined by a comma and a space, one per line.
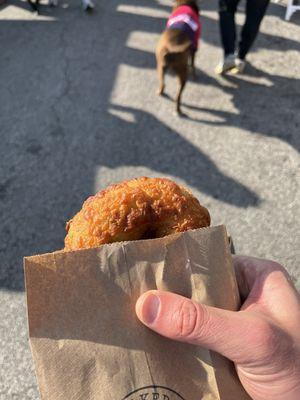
232, 255, 288, 302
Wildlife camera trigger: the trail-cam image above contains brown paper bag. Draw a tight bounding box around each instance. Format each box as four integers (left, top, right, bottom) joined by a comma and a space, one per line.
24, 225, 251, 400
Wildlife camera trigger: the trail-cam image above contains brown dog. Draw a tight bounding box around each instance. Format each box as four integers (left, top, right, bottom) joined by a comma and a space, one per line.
156, 0, 201, 115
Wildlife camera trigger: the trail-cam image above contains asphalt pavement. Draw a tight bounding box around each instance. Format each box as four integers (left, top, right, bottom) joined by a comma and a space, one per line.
0, 0, 299, 398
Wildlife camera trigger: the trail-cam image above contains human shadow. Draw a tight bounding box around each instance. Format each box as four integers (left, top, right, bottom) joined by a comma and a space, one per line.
100, 104, 260, 206
184, 62, 300, 152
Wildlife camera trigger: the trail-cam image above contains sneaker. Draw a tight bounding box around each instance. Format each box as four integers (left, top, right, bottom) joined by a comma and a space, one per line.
233, 58, 246, 74
82, 0, 94, 10
215, 54, 236, 75
49, 0, 58, 6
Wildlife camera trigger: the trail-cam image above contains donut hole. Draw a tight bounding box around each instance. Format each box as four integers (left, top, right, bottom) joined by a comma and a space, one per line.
139, 222, 176, 240
140, 227, 160, 240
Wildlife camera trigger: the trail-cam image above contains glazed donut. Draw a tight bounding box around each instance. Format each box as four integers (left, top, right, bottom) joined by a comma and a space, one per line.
64, 177, 210, 251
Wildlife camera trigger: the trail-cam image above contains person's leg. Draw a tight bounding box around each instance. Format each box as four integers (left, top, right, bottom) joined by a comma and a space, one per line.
218, 0, 240, 56
27, 0, 38, 12
238, 0, 270, 60
49, 0, 58, 7
82, 0, 94, 11
215, 0, 241, 74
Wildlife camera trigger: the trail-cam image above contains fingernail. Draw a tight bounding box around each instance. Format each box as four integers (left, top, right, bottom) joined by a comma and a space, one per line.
140, 293, 160, 325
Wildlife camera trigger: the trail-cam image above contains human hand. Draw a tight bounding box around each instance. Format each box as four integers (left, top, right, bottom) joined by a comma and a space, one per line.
135, 256, 300, 400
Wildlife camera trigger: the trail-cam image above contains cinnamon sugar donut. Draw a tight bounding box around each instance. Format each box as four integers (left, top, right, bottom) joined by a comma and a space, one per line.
64, 177, 210, 251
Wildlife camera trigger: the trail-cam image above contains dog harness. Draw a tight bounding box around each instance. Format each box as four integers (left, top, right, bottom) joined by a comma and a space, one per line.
167, 5, 201, 51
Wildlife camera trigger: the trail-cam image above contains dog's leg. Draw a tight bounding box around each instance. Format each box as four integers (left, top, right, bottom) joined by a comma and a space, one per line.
157, 63, 166, 96
175, 72, 187, 115
190, 50, 197, 80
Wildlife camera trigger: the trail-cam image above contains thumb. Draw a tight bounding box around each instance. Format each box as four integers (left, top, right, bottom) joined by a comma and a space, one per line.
136, 290, 270, 364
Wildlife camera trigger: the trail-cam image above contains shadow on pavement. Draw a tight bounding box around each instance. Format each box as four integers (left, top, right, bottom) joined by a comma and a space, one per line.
101, 104, 260, 206
184, 64, 300, 152
191, 0, 300, 152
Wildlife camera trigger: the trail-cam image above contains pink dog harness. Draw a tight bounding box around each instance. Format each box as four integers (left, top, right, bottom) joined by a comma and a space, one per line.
167, 5, 201, 51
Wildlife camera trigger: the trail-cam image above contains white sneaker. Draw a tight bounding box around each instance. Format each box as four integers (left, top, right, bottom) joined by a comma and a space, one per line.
215, 54, 236, 75
82, 0, 94, 10
233, 58, 246, 74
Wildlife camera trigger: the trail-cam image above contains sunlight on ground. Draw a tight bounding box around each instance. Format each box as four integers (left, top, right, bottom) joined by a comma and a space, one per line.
94, 166, 193, 195
108, 107, 136, 123
126, 31, 159, 54
117, 4, 169, 19
110, 63, 237, 120
223, 73, 273, 87
0, 5, 57, 20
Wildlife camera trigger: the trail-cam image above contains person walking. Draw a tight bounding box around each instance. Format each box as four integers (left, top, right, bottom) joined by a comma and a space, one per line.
216, 0, 270, 74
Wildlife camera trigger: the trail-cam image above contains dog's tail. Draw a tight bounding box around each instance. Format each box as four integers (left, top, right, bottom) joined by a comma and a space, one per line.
166, 41, 192, 54
162, 28, 192, 59
163, 41, 191, 64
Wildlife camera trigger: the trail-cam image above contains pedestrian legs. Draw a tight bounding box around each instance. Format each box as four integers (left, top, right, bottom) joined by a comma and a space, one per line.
216, 0, 270, 74
238, 0, 270, 60
218, 0, 240, 57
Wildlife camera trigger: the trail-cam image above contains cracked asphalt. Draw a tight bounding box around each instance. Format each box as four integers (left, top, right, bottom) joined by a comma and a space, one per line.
0, 0, 299, 398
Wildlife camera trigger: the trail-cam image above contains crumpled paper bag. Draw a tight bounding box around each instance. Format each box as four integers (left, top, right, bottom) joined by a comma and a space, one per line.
24, 225, 251, 400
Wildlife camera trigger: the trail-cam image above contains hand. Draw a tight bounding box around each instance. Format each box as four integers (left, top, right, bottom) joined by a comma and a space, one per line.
135, 256, 300, 400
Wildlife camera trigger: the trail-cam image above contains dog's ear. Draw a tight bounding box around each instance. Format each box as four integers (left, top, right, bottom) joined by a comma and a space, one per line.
173, 1, 200, 14
194, 1, 200, 14
172, 0, 180, 12
189, 0, 200, 14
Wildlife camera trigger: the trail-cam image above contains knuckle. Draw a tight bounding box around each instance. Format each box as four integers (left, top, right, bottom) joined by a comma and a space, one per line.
175, 300, 205, 339
265, 267, 291, 290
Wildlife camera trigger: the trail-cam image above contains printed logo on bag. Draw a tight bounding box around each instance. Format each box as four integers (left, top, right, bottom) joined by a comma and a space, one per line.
122, 385, 185, 400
